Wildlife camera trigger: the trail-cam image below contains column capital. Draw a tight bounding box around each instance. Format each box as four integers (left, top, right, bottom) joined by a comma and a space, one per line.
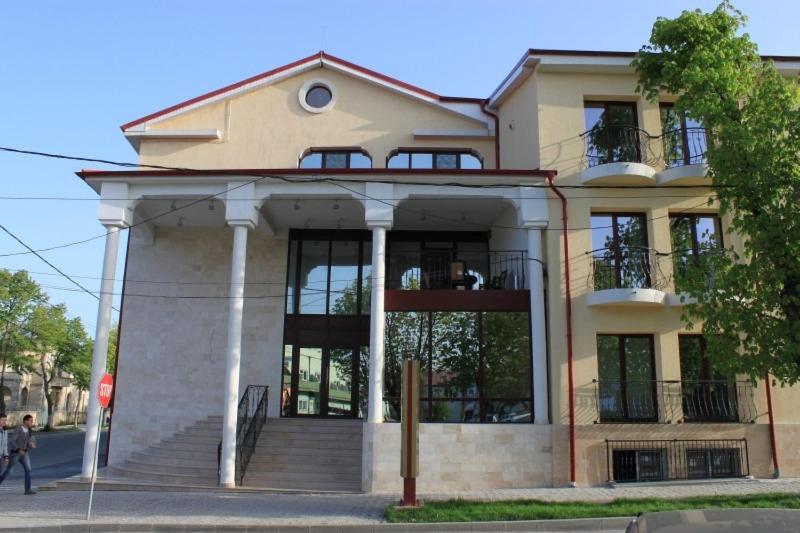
225, 181, 259, 229
98, 182, 134, 227
366, 221, 392, 230
226, 220, 257, 231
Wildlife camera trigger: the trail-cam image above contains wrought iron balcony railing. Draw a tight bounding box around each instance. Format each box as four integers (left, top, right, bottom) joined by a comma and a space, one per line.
581, 125, 658, 167
681, 380, 756, 423
607, 438, 749, 483
386, 250, 527, 290
594, 379, 756, 424
589, 246, 669, 292
662, 127, 708, 167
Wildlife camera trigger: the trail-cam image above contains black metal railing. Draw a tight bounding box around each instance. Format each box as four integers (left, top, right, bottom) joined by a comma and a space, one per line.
589, 246, 669, 291
581, 125, 657, 167
594, 379, 673, 423
662, 127, 708, 167
217, 384, 268, 486
386, 250, 527, 290
681, 380, 756, 423
606, 439, 749, 483
671, 247, 724, 294
595, 379, 756, 424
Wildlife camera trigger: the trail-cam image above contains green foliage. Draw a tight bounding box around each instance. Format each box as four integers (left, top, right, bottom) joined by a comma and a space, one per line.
385, 493, 800, 523
633, 2, 800, 383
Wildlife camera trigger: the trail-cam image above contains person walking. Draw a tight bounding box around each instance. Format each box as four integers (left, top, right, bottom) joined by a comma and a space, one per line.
0, 413, 37, 494
0, 413, 9, 477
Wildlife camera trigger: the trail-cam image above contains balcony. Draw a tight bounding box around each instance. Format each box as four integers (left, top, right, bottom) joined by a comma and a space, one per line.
594, 379, 756, 424
587, 246, 668, 307
656, 127, 710, 185
386, 250, 527, 291
580, 125, 657, 185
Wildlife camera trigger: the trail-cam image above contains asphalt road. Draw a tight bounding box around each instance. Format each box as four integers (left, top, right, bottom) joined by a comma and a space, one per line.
0, 428, 107, 493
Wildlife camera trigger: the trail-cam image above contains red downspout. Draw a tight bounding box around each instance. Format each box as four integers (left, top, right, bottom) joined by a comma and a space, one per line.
764, 372, 780, 477
104, 230, 131, 466
481, 99, 501, 168
546, 173, 576, 485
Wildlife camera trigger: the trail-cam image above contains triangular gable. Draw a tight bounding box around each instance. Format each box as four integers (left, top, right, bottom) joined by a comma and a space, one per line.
121, 51, 490, 131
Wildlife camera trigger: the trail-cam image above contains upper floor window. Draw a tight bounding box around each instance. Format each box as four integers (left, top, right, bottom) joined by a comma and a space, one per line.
299, 149, 372, 169
660, 104, 707, 167
590, 213, 651, 290
387, 149, 483, 170
583, 102, 643, 166
669, 214, 722, 292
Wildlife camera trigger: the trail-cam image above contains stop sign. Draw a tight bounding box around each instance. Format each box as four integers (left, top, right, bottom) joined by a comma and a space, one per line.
98, 373, 114, 408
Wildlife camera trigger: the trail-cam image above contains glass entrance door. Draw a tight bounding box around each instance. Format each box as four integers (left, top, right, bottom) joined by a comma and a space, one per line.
290, 345, 357, 417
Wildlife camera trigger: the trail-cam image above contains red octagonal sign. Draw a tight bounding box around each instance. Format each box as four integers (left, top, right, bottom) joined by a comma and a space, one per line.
98, 373, 114, 408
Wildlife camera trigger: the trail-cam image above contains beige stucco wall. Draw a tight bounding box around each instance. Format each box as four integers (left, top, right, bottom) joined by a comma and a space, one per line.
110, 226, 287, 465
499, 67, 800, 483
363, 422, 553, 492
138, 66, 496, 170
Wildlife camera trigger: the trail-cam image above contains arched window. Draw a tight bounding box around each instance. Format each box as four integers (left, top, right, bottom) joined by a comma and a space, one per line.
299, 149, 372, 169
20, 387, 28, 407
387, 149, 483, 170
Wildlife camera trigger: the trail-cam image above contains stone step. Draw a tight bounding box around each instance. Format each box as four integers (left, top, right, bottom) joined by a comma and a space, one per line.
265, 418, 362, 427
247, 453, 361, 467
158, 438, 220, 451
168, 433, 222, 444
242, 476, 361, 492
261, 423, 363, 434
130, 451, 216, 468
254, 442, 362, 454
245, 461, 360, 476
244, 469, 360, 484
122, 459, 217, 476
260, 431, 362, 445
139, 447, 219, 462
177, 427, 222, 437
108, 465, 217, 486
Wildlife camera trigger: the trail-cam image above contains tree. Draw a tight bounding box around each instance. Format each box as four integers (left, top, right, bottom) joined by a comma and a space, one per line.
0, 269, 44, 412
21, 304, 92, 430
633, 2, 800, 383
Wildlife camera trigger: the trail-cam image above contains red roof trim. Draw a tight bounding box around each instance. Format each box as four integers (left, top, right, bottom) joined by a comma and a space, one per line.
120, 51, 485, 132
120, 52, 322, 131
78, 168, 556, 179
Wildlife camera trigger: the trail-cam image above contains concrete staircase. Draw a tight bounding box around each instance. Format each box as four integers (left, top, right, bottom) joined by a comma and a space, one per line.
108, 415, 222, 486
243, 418, 363, 492
107, 416, 363, 492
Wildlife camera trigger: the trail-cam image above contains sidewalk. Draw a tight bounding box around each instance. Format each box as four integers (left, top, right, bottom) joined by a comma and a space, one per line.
0, 476, 797, 531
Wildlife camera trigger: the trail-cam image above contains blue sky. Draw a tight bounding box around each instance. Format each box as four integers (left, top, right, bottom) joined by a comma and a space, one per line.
0, 0, 797, 332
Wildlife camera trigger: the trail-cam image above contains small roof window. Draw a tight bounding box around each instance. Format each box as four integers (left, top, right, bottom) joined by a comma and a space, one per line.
299, 79, 337, 114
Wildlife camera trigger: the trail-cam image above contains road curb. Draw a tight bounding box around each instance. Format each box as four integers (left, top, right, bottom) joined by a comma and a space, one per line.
7, 516, 632, 532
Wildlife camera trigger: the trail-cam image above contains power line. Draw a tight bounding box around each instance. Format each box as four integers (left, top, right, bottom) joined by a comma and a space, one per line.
0, 223, 120, 313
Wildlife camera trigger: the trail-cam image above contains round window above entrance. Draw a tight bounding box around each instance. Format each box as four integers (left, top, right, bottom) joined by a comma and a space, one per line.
299, 79, 337, 114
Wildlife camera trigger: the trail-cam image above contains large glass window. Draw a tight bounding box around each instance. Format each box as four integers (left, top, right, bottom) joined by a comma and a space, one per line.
384, 311, 533, 423
591, 214, 650, 290
597, 334, 657, 422
660, 103, 707, 167
669, 214, 722, 292
285, 231, 372, 316
679, 335, 737, 422
300, 149, 372, 169
583, 101, 640, 166
387, 150, 483, 169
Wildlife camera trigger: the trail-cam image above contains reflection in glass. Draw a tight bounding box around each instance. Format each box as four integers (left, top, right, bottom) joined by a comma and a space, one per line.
324, 152, 347, 168
286, 240, 298, 314
434, 153, 458, 169
328, 241, 359, 314
299, 152, 322, 168
431, 312, 478, 400
350, 152, 372, 168
359, 346, 369, 419
299, 241, 329, 314
596, 335, 656, 421
482, 312, 531, 398
298, 347, 322, 415
411, 153, 433, 168
387, 152, 410, 168
282, 345, 293, 417
361, 242, 372, 314
460, 153, 482, 169
328, 348, 354, 416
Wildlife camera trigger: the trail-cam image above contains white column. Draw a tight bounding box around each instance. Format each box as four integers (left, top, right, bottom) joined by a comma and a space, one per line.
528, 227, 549, 424
367, 225, 387, 424
219, 223, 249, 487
81, 224, 123, 480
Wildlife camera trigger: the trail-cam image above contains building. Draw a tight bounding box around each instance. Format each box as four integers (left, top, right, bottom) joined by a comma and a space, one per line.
1, 363, 88, 427
78, 50, 800, 491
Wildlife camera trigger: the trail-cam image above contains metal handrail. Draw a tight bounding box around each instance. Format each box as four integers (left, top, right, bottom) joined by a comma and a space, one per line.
588, 246, 670, 291
386, 249, 528, 290
580, 124, 658, 167
662, 127, 708, 167
217, 384, 269, 486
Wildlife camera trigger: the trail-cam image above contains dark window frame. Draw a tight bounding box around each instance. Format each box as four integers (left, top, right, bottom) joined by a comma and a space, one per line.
299, 148, 373, 169
583, 101, 641, 164
668, 214, 723, 256
597, 334, 658, 423
386, 148, 484, 169
591, 212, 650, 289
383, 310, 534, 424
659, 103, 706, 166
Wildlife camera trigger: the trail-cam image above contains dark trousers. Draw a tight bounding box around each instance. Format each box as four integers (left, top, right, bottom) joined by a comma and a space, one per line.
0, 450, 32, 493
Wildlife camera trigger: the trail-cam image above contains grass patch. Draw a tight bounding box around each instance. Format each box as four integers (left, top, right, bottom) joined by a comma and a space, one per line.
385, 492, 800, 523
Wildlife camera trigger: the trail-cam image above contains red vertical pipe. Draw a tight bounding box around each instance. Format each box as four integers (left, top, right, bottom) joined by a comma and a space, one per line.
546, 173, 576, 485
764, 372, 780, 477
481, 100, 501, 169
